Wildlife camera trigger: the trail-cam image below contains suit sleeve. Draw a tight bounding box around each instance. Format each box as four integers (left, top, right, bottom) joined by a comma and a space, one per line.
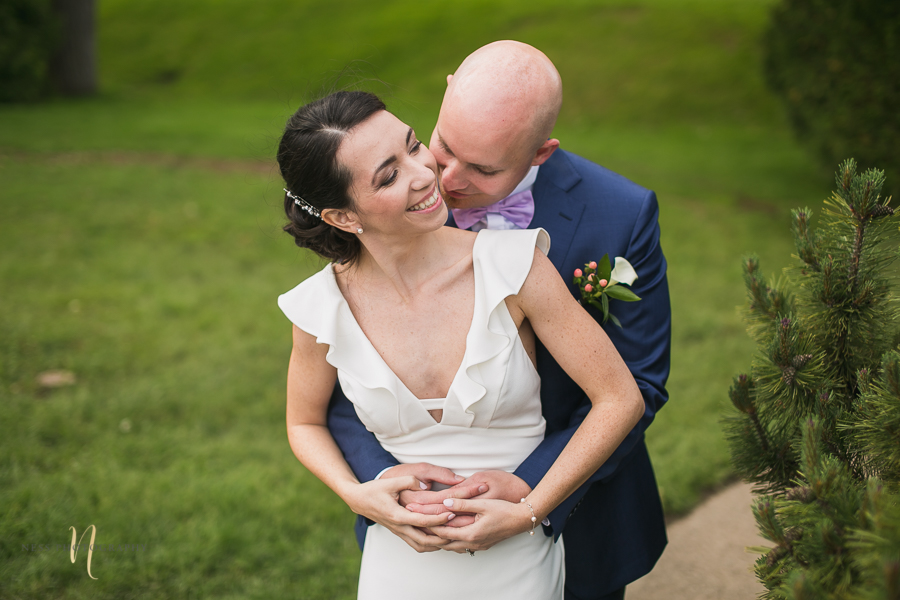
513, 190, 671, 537
327, 383, 399, 484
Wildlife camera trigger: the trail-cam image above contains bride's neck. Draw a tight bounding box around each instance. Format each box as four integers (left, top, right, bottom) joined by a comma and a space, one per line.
343, 229, 454, 301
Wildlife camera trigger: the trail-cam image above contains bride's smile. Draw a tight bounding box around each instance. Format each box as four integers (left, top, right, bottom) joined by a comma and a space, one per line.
407, 186, 442, 213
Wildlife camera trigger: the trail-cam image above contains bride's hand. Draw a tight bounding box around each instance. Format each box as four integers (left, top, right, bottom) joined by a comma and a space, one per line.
380, 462, 466, 508
426, 497, 538, 553
404, 470, 530, 528
384, 463, 492, 519
342, 476, 458, 553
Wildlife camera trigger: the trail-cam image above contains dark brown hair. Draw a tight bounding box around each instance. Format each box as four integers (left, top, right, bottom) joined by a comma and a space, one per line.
277, 91, 386, 264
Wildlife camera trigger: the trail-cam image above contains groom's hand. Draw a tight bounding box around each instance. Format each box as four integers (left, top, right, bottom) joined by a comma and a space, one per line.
451, 470, 532, 504
442, 471, 531, 529
381, 462, 484, 510
404, 470, 531, 528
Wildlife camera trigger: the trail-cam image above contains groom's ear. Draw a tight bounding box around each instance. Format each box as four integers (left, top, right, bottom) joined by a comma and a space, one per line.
446, 74, 453, 86
531, 138, 560, 166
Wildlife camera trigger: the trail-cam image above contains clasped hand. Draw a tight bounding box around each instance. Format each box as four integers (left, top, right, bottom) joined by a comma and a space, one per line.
380, 464, 535, 554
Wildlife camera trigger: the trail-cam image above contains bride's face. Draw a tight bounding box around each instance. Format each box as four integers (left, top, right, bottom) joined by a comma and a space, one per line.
335, 110, 446, 236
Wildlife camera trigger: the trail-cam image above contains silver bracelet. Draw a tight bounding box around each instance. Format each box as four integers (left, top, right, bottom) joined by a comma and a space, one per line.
520, 498, 538, 536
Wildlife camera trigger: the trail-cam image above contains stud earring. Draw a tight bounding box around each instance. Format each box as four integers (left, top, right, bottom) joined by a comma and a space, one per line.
357, 228, 364, 234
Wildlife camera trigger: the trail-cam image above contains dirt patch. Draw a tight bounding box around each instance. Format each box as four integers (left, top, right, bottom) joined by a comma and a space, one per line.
629, 481, 767, 600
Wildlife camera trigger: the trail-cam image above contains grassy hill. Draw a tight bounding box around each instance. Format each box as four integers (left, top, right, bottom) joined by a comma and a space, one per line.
0, 0, 835, 597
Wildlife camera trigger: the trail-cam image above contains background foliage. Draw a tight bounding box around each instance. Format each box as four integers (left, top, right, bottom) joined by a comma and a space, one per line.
0, 0, 846, 597
764, 0, 900, 198
0, 0, 57, 102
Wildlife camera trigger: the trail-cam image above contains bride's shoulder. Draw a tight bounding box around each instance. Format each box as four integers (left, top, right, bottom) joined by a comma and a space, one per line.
440, 225, 477, 242
436, 225, 478, 256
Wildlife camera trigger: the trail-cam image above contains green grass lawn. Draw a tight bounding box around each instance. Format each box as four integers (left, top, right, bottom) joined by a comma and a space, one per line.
0, 0, 839, 597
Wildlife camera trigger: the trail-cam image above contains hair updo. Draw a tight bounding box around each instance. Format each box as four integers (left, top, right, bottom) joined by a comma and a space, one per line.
277, 91, 386, 264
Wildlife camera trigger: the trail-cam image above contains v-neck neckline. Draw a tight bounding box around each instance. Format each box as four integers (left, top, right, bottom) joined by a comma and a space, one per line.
325, 232, 484, 422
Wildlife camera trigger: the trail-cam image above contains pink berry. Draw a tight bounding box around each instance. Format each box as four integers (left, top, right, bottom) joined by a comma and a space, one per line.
584, 284, 593, 293
599, 279, 608, 287
589, 261, 597, 269
574, 269, 583, 277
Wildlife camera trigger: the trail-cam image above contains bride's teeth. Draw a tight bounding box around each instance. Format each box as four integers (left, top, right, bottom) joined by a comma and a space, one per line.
409, 189, 440, 212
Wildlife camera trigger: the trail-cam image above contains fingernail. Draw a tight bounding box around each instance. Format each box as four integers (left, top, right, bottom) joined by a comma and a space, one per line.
443, 499, 454, 507
478, 485, 487, 493
455, 475, 464, 481
406, 505, 414, 511
419, 482, 428, 490
447, 513, 456, 520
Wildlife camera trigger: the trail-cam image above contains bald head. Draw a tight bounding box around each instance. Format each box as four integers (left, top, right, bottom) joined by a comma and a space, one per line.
445, 41, 562, 152
430, 41, 562, 209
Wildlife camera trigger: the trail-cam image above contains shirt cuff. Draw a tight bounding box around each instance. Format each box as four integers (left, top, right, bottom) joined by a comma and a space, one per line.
373, 466, 394, 481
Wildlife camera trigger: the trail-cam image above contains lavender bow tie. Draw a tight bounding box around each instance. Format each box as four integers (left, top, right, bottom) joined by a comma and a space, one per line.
451, 189, 535, 230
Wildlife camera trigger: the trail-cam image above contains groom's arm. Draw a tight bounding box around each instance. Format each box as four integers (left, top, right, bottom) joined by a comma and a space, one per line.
515, 188, 671, 536
326, 384, 399, 483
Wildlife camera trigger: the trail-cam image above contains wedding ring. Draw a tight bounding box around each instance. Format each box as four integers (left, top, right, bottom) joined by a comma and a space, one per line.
466, 549, 475, 557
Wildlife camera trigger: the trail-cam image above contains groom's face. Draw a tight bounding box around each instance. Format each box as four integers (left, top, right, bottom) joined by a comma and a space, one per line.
429, 113, 534, 210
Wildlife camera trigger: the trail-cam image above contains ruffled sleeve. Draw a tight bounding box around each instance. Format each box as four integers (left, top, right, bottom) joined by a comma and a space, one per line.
277, 265, 339, 341
472, 228, 550, 304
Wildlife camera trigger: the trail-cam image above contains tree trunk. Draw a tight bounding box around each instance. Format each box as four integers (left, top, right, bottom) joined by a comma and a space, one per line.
49, 0, 96, 96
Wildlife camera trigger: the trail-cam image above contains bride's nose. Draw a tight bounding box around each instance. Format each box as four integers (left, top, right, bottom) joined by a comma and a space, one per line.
410, 156, 436, 191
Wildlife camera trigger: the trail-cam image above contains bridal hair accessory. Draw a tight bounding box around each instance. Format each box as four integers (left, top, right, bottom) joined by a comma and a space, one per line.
520, 498, 538, 536
573, 255, 641, 328
284, 188, 321, 219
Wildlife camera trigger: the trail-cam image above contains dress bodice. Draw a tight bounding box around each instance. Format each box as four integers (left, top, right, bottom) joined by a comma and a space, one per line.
278, 228, 551, 476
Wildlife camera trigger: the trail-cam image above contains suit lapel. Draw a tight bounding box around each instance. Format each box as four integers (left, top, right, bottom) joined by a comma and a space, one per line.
531, 151, 585, 273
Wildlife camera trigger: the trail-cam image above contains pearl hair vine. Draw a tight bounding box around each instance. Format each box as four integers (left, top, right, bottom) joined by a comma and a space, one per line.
284, 188, 321, 219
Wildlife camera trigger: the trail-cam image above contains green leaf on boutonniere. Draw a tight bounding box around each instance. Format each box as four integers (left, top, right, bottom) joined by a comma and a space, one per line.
586, 298, 605, 313
608, 312, 622, 328
597, 255, 612, 281
601, 292, 610, 323
605, 285, 642, 302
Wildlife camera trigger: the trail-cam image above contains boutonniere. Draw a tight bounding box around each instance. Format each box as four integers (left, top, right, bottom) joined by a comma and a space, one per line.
573, 255, 641, 328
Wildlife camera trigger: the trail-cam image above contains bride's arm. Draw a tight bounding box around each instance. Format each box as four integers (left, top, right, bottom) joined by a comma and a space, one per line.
430, 249, 645, 550
285, 324, 457, 552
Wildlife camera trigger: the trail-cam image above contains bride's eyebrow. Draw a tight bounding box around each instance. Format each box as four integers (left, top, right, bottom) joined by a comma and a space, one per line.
370, 128, 414, 186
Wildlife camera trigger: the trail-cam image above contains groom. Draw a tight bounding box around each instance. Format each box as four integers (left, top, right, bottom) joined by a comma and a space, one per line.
328, 41, 670, 600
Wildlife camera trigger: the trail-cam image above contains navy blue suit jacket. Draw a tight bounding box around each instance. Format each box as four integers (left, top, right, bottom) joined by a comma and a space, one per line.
326, 149, 670, 598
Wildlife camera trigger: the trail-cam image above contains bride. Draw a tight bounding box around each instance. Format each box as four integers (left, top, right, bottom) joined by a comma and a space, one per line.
276, 90, 643, 599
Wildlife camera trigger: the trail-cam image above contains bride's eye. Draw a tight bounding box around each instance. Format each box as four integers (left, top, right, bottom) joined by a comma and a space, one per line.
381, 169, 399, 187
410, 140, 422, 154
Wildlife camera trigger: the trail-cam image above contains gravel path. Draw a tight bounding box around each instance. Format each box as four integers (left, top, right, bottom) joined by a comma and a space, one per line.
628, 481, 767, 600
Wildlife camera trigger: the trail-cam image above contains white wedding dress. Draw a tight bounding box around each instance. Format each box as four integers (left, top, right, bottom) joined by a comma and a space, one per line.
278, 228, 564, 599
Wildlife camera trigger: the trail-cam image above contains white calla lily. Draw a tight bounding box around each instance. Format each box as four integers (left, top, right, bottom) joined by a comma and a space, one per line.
609, 257, 638, 286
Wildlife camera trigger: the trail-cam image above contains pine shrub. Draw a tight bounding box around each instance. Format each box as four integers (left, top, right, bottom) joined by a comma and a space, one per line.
726, 160, 900, 599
